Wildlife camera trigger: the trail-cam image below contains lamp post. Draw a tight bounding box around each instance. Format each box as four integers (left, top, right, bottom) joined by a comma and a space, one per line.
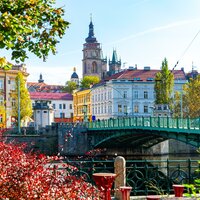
83, 102, 88, 122
17, 78, 21, 134
180, 90, 183, 119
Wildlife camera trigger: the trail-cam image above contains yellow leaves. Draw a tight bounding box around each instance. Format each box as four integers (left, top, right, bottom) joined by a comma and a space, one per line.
0, 57, 12, 70
0, 57, 7, 67
29, 0, 38, 5
17, 36, 24, 42
0, 34, 4, 41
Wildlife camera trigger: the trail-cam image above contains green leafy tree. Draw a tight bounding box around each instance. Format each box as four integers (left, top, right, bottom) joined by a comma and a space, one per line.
12, 72, 32, 125
0, 0, 69, 65
154, 58, 174, 105
173, 75, 200, 118
80, 76, 100, 89
63, 81, 77, 94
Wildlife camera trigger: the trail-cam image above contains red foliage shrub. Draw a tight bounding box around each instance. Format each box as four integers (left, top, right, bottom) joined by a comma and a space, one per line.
0, 141, 100, 199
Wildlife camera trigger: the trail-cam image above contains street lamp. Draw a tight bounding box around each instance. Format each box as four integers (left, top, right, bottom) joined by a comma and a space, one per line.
17, 77, 21, 134
83, 103, 88, 122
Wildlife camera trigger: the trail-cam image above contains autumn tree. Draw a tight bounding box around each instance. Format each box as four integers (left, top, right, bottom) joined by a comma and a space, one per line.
0, 105, 6, 128
12, 72, 32, 125
63, 81, 78, 94
154, 58, 174, 106
0, 0, 69, 68
80, 76, 100, 89
0, 141, 100, 199
173, 75, 200, 118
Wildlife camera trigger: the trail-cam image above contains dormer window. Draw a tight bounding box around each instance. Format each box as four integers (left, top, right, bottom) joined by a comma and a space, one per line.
147, 77, 154, 81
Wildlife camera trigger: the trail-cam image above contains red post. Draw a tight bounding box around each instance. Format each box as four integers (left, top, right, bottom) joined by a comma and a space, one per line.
173, 184, 184, 197
93, 173, 116, 200
120, 186, 132, 200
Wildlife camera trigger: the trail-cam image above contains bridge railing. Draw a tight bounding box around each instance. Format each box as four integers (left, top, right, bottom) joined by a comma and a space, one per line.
86, 117, 200, 130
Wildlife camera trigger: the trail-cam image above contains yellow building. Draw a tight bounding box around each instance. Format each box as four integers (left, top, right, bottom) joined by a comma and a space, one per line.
73, 88, 92, 122
0, 64, 29, 128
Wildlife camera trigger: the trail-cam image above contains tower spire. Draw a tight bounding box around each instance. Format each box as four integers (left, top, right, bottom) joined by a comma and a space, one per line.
85, 14, 97, 43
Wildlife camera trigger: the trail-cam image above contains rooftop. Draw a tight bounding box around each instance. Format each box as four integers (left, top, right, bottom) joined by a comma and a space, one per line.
30, 92, 73, 101
105, 68, 186, 82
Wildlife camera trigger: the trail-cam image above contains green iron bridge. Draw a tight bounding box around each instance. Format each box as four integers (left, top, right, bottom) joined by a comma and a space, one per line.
83, 117, 200, 149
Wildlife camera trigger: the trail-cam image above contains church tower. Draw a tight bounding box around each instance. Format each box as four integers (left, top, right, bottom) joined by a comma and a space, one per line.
82, 18, 107, 80
108, 49, 121, 76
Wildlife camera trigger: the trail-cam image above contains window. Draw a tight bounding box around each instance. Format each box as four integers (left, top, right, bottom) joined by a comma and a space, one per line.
144, 105, 148, 113
95, 107, 97, 114
0, 80, 3, 89
134, 105, 139, 113
43, 111, 47, 113
108, 105, 112, 114
98, 106, 100, 114
108, 91, 111, 99
163, 105, 168, 110
0, 96, 3, 106
53, 104, 56, 109
60, 113, 65, 118
0, 115, 2, 123
123, 91, 127, 98
101, 104, 103, 114
92, 61, 97, 73
11, 80, 15, 90
11, 98, 15, 107
8, 80, 11, 84
144, 91, 148, 99
63, 104, 66, 109
59, 104, 62, 109
84, 63, 87, 73
118, 105, 122, 113
69, 104, 72, 109
134, 91, 138, 99
134, 77, 140, 81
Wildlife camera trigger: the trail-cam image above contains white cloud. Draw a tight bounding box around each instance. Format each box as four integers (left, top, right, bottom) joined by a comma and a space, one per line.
110, 18, 200, 45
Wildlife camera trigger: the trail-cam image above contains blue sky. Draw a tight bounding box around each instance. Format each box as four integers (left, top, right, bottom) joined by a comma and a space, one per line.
1, 0, 200, 84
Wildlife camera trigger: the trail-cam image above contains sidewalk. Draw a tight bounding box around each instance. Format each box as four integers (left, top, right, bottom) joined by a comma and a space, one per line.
130, 195, 197, 199
112, 195, 197, 199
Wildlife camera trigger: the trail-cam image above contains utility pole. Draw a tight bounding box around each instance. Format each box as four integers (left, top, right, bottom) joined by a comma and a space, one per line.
18, 78, 21, 134
180, 91, 183, 119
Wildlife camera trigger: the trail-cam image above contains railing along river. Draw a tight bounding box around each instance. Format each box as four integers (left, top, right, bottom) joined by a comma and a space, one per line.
62, 159, 200, 196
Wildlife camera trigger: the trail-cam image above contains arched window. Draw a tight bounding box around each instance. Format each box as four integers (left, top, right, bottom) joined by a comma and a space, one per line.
92, 61, 97, 73
84, 63, 87, 73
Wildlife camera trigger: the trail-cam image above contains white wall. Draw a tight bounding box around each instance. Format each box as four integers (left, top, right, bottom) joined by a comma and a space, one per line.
91, 79, 187, 120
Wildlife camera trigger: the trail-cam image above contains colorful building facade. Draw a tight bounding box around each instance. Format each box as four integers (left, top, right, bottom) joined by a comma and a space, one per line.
0, 64, 29, 128
73, 89, 92, 122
